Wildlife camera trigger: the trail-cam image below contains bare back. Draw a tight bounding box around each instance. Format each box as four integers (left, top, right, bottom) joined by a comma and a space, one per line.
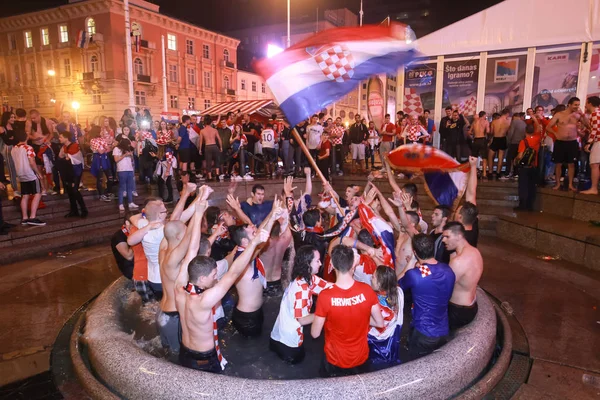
201, 126, 220, 146
235, 264, 264, 313
553, 110, 580, 141
449, 244, 483, 305
174, 287, 216, 352
491, 117, 510, 138
472, 119, 489, 139
395, 232, 415, 278
159, 243, 184, 313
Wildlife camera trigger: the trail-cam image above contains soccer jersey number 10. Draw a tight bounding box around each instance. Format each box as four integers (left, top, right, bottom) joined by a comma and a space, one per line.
262, 129, 275, 148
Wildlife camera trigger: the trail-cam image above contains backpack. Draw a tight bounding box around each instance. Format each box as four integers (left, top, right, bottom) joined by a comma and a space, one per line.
518, 138, 536, 167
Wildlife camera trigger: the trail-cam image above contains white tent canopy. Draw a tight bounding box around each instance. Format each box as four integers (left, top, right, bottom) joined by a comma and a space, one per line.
415, 0, 600, 57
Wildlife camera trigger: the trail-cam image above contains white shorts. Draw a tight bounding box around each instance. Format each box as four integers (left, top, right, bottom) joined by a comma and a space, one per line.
351, 143, 365, 160
590, 142, 600, 164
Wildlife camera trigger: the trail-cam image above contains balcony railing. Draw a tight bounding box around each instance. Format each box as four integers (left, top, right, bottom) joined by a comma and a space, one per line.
137, 74, 151, 83
227, 88, 236, 96
221, 60, 235, 69
82, 72, 95, 81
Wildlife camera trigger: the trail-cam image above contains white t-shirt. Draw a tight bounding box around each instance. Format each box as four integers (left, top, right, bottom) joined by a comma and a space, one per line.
137, 218, 164, 284
112, 147, 134, 172
271, 275, 332, 348
306, 124, 324, 150
261, 128, 276, 149
11, 144, 38, 182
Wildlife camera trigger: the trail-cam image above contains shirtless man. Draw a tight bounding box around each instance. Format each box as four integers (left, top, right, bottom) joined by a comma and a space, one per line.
546, 97, 589, 191
470, 111, 490, 178
442, 221, 483, 330
156, 186, 213, 354
487, 109, 511, 179
175, 200, 268, 372
199, 115, 223, 181
26, 110, 56, 193
392, 193, 421, 279
230, 198, 282, 337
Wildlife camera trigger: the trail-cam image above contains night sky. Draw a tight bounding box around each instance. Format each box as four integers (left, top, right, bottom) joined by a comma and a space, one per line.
5, 0, 503, 37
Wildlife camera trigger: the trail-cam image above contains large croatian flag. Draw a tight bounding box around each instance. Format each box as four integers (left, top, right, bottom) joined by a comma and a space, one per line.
254, 24, 416, 126
357, 204, 395, 269
386, 144, 470, 209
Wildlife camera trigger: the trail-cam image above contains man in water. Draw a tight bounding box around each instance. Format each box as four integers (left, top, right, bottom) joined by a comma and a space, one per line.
429, 205, 452, 263
546, 97, 588, 191
311, 244, 383, 377
442, 222, 484, 331
487, 108, 511, 179
470, 111, 490, 179
175, 199, 268, 372
238, 184, 274, 226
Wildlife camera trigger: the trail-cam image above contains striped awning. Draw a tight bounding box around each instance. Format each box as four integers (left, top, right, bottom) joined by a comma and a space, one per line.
199, 99, 283, 119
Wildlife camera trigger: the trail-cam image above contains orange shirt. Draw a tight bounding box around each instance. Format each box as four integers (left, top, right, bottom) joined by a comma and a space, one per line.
130, 226, 149, 281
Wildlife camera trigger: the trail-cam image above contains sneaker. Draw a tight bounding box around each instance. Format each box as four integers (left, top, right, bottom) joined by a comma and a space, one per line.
41, 190, 47, 196
498, 175, 509, 181
108, 193, 116, 199
243, 175, 254, 181
128, 203, 139, 210
100, 195, 111, 202
119, 204, 125, 211
132, 191, 139, 197
234, 175, 243, 181
27, 218, 46, 226
21, 219, 29, 225
219, 174, 225, 181
196, 175, 206, 181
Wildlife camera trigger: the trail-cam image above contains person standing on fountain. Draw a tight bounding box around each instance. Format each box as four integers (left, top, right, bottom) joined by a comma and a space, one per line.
270, 245, 332, 364
442, 222, 484, 331
230, 199, 282, 337
175, 197, 270, 373
311, 244, 384, 377
400, 234, 455, 361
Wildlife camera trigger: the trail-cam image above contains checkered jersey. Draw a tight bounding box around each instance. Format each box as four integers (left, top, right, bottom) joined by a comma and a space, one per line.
16, 143, 35, 159
589, 109, 600, 143
330, 125, 346, 145
314, 45, 355, 83
90, 137, 109, 153
403, 88, 423, 115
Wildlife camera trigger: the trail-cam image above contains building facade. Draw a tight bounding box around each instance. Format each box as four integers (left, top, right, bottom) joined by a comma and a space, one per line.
237, 70, 272, 101
0, 0, 240, 123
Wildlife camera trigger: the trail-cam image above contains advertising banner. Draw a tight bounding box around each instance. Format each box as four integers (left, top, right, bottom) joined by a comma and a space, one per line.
532, 49, 580, 114
403, 64, 436, 117
367, 75, 385, 128
588, 48, 600, 98
484, 55, 527, 115
443, 59, 479, 117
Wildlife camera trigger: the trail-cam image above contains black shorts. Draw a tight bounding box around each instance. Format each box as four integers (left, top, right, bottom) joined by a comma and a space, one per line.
263, 148, 277, 162
407, 328, 447, 361
179, 344, 222, 373
179, 147, 192, 163
148, 281, 163, 302
551, 140, 579, 164
19, 179, 41, 195
156, 310, 181, 353
448, 301, 478, 331
269, 338, 305, 364
471, 138, 488, 158
489, 137, 507, 152
264, 279, 282, 297
232, 307, 264, 337
319, 355, 369, 377
204, 144, 221, 169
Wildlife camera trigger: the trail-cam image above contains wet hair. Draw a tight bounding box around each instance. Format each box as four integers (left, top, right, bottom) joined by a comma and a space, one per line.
492, 113, 500, 119
188, 255, 217, 282
567, 97, 580, 105
331, 244, 354, 273
251, 184, 265, 194
406, 211, 420, 227
445, 106, 453, 111
204, 115, 212, 125
402, 183, 417, 197
303, 209, 321, 228
424, 109, 431, 114
292, 245, 318, 284
206, 206, 221, 227
230, 224, 250, 246
554, 104, 566, 113
412, 234, 435, 260
478, 111, 486, 118
456, 202, 477, 226
357, 229, 375, 247
501, 108, 510, 116
374, 266, 399, 312
198, 236, 211, 256
16, 108, 27, 118
443, 221, 466, 237
434, 205, 452, 219
587, 96, 600, 108
182, 115, 191, 123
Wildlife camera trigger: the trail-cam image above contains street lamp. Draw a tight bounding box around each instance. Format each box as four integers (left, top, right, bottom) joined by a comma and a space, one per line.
72, 101, 80, 124
47, 69, 56, 76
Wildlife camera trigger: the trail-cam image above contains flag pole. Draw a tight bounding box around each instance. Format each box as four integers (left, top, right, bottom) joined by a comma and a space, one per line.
124, 0, 135, 111
291, 127, 343, 212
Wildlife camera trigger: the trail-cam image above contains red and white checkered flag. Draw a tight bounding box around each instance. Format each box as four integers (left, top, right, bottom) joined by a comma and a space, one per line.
403, 88, 423, 115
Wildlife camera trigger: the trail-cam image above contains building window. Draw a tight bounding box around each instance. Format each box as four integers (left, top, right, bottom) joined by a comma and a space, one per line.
188, 97, 195, 109
90, 55, 99, 72
187, 68, 196, 85
362, 83, 367, 90
186, 39, 194, 55
92, 90, 101, 104
170, 95, 178, 108
63, 59, 71, 77
29, 63, 36, 83
25, 31, 33, 48
87, 18, 96, 35
223, 49, 229, 62
33, 94, 40, 107
251, 81, 257, 92
261, 83, 266, 93
362, 94, 367, 100
41, 28, 50, 46
135, 90, 146, 106
59, 25, 69, 43
17, 94, 23, 108
169, 65, 178, 82
223, 76, 230, 89
14, 65, 20, 82
8, 34, 17, 50
167, 34, 176, 51
134, 58, 143, 75
204, 99, 211, 109
2, 96, 8, 106
241, 79, 246, 90
202, 44, 210, 59
203, 71, 211, 88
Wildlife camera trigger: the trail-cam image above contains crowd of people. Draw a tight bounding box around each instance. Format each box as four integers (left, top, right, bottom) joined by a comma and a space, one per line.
110, 153, 484, 376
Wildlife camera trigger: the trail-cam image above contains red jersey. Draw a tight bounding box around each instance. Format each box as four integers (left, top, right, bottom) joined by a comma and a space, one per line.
315, 281, 378, 368
380, 122, 396, 142
518, 134, 542, 167
318, 140, 332, 158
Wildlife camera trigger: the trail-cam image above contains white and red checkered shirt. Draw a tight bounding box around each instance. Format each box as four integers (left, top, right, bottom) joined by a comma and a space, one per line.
330, 125, 346, 145
90, 137, 109, 153
589, 109, 600, 143
270, 275, 332, 347
403, 123, 428, 142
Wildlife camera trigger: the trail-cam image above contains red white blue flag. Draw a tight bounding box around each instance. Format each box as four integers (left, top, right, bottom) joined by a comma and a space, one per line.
357, 204, 395, 268
254, 23, 416, 126
76, 30, 89, 49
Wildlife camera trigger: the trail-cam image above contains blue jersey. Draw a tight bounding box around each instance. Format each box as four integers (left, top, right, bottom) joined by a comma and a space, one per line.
399, 262, 455, 338
240, 201, 274, 226
178, 125, 190, 149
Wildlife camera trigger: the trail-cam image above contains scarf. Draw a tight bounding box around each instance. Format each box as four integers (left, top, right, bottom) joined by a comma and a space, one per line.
234, 247, 266, 289
183, 282, 228, 370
